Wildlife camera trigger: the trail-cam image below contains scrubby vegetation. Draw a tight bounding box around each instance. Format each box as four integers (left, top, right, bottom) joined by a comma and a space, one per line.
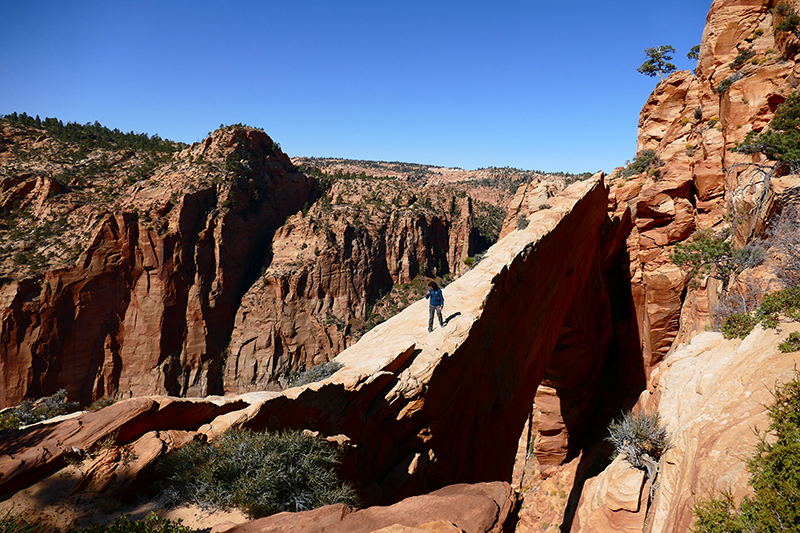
692, 371, 800, 532
473, 200, 505, 243
156, 428, 358, 518
0, 389, 80, 430
778, 331, 800, 353
670, 231, 765, 288
0, 512, 192, 533
286, 361, 343, 387
608, 411, 671, 480
715, 72, 744, 94
729, 47, 756, 70
622, 149, 662, 178
3, 112, 185, 154
721, 285, 800, 339
735, 92, 800, 170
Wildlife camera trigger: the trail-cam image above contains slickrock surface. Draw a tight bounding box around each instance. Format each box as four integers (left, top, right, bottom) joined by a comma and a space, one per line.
572, 322, 800, 533
224, 179, 478, 391
224, 482, 518, 533
0, 175, 609, 515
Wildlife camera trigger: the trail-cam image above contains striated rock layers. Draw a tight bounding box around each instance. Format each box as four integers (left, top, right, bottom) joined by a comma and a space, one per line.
224, 179, 478, 391
226, 482, 518, 533
573, 323, 800, 533
607, 0, 800, 373
0, 127, 314, 407
0, 176, 611, 510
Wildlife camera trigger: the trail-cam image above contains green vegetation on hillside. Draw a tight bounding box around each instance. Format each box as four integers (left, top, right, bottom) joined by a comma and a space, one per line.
156, 428, 358, 518
670, 231, 765, 288
2, 112, 186, 153
735, 91, 800, 170
0, 513, 192, 533
622, 149, 662, 178
692, 371, 800, 532
721, 285, 800, 339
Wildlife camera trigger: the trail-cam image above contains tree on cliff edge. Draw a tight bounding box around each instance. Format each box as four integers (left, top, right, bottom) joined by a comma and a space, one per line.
637, 45, 677, 82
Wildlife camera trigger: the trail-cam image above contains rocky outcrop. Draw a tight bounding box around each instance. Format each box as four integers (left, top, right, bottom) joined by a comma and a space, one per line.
498, 180, 564, 240
603, 0, 800, 373
224, 180, 478, 391
226, 482, 518, 533
0, 175, 610, 511
572, 323, 800, 533
0, 127, 314, 407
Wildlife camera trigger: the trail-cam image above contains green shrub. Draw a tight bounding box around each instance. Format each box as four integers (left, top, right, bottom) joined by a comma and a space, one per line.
607, 411, 671, 477
779, 331, 800, 353
463, 256, 475, 267
0, 512, 48, 533
0, 412, 21, 431
622, 149, 662, 178
729, 47, 756, 70
86, 396, 118, 412
516, 214, 530, 230
156, 428, 358, 518
287, 361, 343, 387
721, 312, 759, 339
693, 372, 800, 531
7, 389, 80, 427
735, 92, 800, 169
71, 514, 192, 533
777, 12, 800, 33
721, 286, 800, 339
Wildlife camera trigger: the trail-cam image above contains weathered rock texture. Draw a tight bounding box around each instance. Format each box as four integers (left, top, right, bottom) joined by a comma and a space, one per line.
498, 180, 564, 240
226, 481, 518, 533
0, 176, 610, 511
605, 0, 800, 374
0, 122, 506, 406
0, 127, 314, 406
572, 323, 800, 533
224, 179, 479, 391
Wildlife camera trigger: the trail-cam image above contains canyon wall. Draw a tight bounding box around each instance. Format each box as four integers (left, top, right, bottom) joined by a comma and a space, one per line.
0, 175, 611, 508
0, 128, 314, 406
0, 126, 487, 406
224, 180, 477, 391
618, 0, 800, 370
564, 0, 800, 530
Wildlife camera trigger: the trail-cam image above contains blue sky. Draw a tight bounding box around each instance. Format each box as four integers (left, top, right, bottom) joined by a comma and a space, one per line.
0, 1, 711, 173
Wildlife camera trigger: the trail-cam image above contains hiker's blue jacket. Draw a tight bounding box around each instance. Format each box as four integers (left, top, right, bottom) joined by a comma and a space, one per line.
426, 288, 444, 307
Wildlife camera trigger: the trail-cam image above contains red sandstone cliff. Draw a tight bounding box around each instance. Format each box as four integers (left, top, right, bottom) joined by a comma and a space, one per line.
615, 0, 800, 370
0, 177, 610, 525
0, 122, 501, 406
0, 126, 314, 407
224, 179, 478, 391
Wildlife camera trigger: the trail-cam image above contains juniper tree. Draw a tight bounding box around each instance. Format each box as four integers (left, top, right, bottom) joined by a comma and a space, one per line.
637, 45, 677, 82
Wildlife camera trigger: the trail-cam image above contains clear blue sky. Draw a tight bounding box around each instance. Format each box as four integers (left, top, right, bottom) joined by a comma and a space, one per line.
0, 1, 711, 173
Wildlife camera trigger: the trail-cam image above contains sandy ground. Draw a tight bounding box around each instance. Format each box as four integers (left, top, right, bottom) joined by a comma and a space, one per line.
0, 464, 249, 532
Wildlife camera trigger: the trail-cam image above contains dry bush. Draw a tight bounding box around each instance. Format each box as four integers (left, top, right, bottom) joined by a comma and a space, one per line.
766, 205, 800, 286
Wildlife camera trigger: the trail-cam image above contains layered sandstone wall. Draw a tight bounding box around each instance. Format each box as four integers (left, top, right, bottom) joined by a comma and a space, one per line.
572, 324, 800, 533
224, 179, 478, 391
608, 0, 800, 373
0, 175, 611, 510
0, 128, 314, 407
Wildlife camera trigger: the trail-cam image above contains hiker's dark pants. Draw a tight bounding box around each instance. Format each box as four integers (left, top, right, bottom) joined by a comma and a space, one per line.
428, 305, 443, 331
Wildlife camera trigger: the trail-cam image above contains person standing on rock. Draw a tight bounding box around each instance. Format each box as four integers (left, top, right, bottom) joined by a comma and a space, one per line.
425, 281, 445, 332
